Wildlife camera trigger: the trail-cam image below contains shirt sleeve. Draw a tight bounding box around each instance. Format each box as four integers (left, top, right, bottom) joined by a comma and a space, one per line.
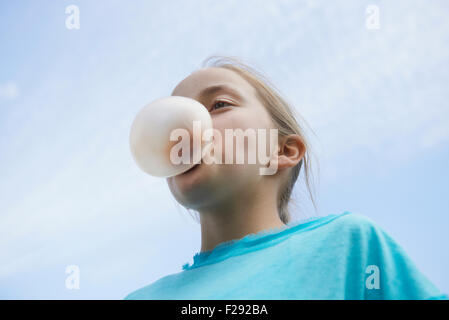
355, 214, 448, 300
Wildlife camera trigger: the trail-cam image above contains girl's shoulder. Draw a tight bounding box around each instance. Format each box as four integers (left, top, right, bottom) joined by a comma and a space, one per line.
124, 271, 181, 300
307, 211, 403, 252
292, 211, 383, 240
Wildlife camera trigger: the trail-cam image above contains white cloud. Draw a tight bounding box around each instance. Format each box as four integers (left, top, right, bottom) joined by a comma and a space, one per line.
0, 82, 19, 100
267, 1, 449, 170
419, 122, 449, 149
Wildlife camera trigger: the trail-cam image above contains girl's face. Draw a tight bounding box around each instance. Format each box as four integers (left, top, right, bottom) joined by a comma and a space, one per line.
166, 67, 278, 210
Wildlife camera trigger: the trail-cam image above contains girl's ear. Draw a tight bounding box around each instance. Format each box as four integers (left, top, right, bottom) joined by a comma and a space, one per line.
276, 134, 306, 170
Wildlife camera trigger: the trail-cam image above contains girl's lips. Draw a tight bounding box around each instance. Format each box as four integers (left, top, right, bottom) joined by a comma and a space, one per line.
181, 163, 200, 175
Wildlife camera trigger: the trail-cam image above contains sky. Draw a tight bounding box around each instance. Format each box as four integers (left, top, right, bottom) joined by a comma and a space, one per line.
0, 0, 448, 299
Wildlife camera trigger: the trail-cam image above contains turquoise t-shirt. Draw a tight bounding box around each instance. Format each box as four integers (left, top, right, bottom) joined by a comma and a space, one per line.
125, 211, 447, 300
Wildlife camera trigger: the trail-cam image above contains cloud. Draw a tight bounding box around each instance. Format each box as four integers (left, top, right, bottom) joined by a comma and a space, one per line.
0, 82, 19, 100
267, 1, 449, 168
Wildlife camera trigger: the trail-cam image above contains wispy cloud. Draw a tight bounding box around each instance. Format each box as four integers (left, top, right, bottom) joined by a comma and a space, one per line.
0, 82, 19, 100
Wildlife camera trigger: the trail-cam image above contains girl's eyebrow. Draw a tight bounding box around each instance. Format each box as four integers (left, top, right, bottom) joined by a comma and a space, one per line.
198, 84, 245, 101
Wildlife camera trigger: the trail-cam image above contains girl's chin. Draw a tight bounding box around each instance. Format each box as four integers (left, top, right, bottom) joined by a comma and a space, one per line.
181, 162, 201, 175
168, 163, 217, 207
171, 162, 207, 190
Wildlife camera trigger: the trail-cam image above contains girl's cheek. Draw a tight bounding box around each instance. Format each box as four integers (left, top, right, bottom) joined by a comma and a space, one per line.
209, 111, 264, 166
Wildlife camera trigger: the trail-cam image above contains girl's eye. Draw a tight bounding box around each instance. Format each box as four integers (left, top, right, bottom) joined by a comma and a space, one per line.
211, 100, 232, 111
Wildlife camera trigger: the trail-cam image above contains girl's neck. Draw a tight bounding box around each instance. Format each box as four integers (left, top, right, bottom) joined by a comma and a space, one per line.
198, 191, 285, 253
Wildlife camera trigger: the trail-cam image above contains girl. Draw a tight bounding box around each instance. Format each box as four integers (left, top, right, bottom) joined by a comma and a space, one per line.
125, 56, 446, 300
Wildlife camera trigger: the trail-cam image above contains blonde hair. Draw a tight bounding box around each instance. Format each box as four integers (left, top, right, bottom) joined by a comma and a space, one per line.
197, 55, 318, 224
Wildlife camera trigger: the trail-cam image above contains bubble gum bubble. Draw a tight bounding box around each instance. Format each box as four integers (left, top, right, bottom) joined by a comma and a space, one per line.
130, 96, 213, 177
